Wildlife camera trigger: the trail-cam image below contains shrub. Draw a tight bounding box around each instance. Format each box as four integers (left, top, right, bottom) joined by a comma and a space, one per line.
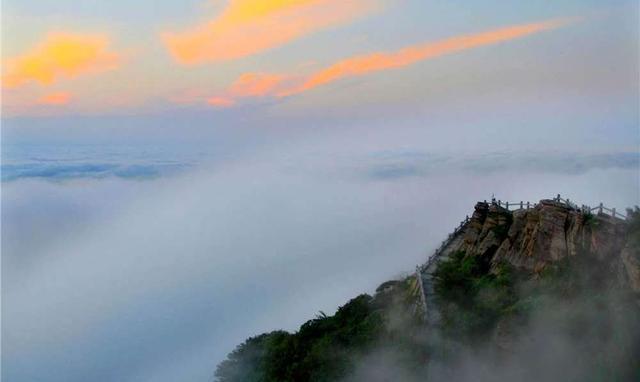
433, 251, 516, 339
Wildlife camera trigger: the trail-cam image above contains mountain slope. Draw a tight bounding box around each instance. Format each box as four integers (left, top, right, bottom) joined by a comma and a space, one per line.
214, 199, 640, 382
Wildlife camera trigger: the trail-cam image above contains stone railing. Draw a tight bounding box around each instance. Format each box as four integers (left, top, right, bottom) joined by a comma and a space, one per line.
414, 265, 428, 320
418, 215, 470, 273
487, 194, 628, 221
413, 194, 630, 323
415, 215, 471, 321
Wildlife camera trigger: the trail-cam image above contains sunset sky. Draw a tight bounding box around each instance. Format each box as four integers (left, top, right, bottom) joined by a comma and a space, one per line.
2, 2, 639, 382
2, 1, 638, 131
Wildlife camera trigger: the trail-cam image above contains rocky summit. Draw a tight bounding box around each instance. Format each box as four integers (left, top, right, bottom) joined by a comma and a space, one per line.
215, 198, 640, 382
447, 199, 638, 293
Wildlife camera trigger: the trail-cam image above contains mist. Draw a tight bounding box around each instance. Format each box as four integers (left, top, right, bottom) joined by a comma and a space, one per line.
343, 264, 640, 382
3, 131, 638, 382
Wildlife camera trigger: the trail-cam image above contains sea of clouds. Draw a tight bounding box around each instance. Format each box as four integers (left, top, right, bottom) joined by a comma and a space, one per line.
2, 136, 639, 381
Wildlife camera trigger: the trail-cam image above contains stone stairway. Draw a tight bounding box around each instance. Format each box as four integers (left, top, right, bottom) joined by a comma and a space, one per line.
415, 220, 469, 325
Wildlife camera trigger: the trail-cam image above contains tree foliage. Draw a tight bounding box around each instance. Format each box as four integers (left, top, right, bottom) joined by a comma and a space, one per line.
214, 287, 422, 382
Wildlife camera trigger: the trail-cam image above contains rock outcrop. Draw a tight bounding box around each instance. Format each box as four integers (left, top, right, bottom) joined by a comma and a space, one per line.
621, 246, 640, 293
447, 199, 638, 292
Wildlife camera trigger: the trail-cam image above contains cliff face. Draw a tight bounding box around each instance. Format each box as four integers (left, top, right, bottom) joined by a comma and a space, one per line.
216, 198, 640, 382
449, 200, 639, 293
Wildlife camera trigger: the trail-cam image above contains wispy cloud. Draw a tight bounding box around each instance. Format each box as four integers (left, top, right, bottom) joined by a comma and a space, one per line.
204, 18, 575, 106
205, 72, 295, 107
1, 162, 190, 182
37, 92, 71, 105
162, 0, 380, 64
283, 18, 575, 95
363, 151, 640, 180
2, 33, 120, 88
207, 96, 236, 108
228, 72, 289, 97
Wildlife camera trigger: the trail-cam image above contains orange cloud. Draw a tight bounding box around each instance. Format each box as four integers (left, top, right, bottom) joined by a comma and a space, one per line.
3, 32, 120, 88
229, 73, 288, 97
202, 72, 294, 107
282, 18, 575, 96
162, 0, 379, 64
38, 92, 71, 105
207, 96, 236, 108
204, 17, 575, 107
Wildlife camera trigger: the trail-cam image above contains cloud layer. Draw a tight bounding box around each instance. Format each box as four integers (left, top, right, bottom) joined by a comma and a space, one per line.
362, 151, 640, 180
3, 148, 637, 183
1, 162, 190, 182
4, 139, 638, 382
163, 0, 379, 64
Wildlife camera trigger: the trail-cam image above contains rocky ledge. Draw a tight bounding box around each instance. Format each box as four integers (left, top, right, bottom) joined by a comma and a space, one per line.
449, 199, 639, 293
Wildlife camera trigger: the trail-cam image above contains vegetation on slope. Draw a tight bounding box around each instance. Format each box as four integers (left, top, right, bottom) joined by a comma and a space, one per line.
214, 211, 640, 382
215, 279, 425, 382
432, 251, 516, 341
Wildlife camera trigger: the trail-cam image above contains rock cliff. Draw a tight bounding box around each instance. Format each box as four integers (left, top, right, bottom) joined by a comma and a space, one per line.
447, 199, 639, 293
216, 197, 640, 382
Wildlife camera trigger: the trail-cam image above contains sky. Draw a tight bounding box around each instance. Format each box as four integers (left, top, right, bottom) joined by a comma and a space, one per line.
1, 1, 637, 132
1, 1, 639, 381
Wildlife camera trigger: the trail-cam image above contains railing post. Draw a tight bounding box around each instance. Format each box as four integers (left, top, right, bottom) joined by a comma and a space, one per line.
498, 200, 501, 207
506, 201, 509, 209
599, 203, 603, 214
612, 208, 616, 218
520, 201, 523, 209
527, 201, 530, 209
556, 194, 561, 202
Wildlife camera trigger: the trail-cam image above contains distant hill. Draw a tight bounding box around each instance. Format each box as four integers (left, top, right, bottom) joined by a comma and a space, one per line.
214, 198, 640, 382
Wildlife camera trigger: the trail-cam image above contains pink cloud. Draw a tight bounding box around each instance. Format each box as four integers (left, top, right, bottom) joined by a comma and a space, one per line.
207, 96, 236, 108
37, 91, 71, 105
